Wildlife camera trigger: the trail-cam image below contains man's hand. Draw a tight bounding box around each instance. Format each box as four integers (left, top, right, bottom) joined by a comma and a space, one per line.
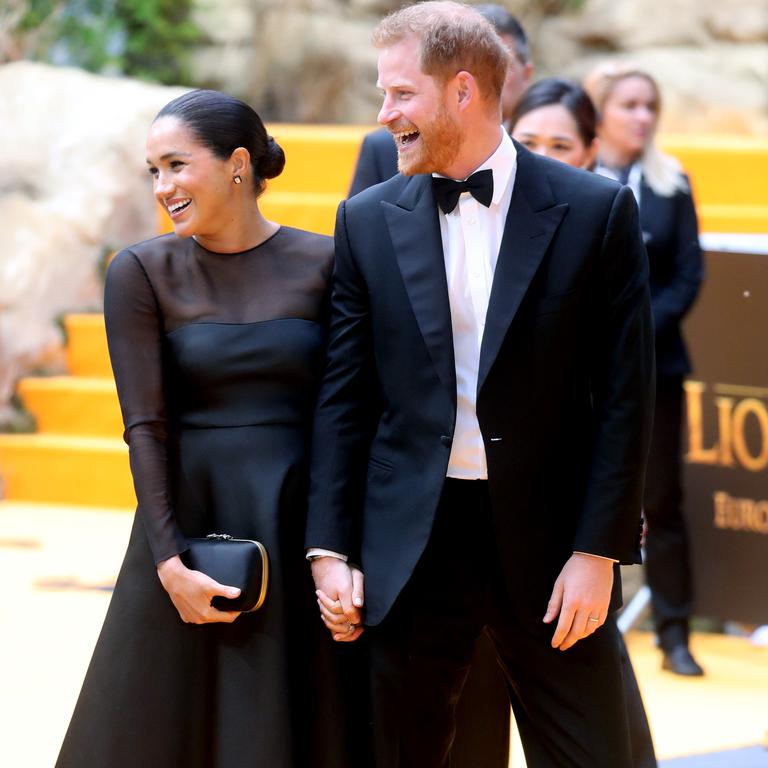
543, 552, 613, 650
311, 556, 365, 642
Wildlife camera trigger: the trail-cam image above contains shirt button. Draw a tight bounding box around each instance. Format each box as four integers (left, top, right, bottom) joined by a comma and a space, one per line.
468, 218, 476, 225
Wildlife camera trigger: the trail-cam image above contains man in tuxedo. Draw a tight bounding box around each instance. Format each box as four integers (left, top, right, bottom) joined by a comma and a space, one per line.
346, 8, 534, 768
348, 3, 533, 197
307, 3, 655, 766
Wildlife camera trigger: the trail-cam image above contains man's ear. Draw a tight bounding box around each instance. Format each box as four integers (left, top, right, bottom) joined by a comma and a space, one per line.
454, 71, 477, 112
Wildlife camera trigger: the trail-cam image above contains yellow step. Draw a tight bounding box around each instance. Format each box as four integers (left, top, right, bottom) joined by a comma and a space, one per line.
17, 377, 122, 438
660, 134, 768, 208
260, 191, 341, 236
266, 123, 370, 196
0, 434, 134, 508
153, 128, 768, 236
660, 135, 768, 234
65, 314, 112, 378
696, 203, 768, 235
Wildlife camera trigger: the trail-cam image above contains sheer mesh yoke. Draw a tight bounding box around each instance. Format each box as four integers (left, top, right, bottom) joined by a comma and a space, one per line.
104, 227, 333, 564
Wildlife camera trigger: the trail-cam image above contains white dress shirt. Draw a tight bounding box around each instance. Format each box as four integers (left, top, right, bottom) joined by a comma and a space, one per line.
439, 128, 516, 479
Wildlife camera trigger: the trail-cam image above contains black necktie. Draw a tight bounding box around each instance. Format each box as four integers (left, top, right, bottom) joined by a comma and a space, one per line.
432, 169, 494, 214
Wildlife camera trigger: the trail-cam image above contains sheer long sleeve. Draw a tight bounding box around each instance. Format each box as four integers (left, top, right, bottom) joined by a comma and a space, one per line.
104, 249, 188, 564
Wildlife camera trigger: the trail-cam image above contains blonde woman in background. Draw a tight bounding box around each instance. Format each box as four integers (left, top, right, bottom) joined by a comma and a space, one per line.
585, 62, 705, 678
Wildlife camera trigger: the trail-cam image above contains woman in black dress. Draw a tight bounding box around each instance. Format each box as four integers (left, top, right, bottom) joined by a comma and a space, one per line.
56, 90, 360, 767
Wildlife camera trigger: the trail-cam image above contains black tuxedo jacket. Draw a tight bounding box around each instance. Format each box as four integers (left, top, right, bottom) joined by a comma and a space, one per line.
348, 128, 398, 197
307, 144, 655, 626
639, 176, 703, 377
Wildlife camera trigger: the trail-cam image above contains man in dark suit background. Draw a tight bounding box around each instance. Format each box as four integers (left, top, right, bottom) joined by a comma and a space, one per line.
307, 3, 655, 766
348, 4, 533, 197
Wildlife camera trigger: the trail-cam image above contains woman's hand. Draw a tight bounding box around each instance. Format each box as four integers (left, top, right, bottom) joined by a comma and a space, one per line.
157, 555, 242, 624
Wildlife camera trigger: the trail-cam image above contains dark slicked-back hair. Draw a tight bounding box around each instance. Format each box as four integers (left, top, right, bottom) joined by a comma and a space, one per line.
511, 78, 597, 147
372, 1, 510, 113
155, 89, 285, 195
474, 4, 530, 64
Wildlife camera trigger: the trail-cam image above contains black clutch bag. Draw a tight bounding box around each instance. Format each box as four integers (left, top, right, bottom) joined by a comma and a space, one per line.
182, 534, 269, 612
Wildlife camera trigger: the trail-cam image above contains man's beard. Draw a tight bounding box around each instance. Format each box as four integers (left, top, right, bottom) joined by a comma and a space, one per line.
396, 105, 461, 176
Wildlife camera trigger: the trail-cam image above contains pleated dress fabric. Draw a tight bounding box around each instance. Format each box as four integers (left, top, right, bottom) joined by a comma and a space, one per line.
56, 228, 361, 768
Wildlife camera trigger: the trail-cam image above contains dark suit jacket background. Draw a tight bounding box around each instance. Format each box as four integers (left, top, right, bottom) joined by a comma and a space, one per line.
348, 128, 398, 197
640, 177, 703, 376
308, 144, 655, 626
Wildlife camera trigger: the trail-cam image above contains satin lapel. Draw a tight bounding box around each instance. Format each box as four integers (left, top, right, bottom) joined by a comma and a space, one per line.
383, 175, 456, 398
478, 149, 569, 393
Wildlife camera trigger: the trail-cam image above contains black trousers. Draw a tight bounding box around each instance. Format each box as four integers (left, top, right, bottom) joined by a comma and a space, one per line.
643, 375, 695, 652
620, 636, 658, 768
452, 636, 657, 768
450, 631, 510, 768
368, 479, 633, 768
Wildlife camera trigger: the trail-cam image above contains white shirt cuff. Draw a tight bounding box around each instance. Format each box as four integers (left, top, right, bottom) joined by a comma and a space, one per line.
306, 548, 348, 562
573, 551, 619, 563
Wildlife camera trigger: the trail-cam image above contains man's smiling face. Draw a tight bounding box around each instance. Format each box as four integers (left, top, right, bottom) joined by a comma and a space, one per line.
376, 35, 462, 177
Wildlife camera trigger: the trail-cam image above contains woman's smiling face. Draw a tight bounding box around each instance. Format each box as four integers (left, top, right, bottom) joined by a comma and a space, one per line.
146, 116, 237, 241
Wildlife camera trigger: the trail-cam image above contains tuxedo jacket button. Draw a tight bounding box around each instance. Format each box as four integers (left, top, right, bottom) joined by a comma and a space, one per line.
440, 435, 452, 446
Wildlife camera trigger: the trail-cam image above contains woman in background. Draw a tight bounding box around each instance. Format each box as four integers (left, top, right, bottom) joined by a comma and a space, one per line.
56, 89, 362, 767
585, 62, 705, 679
510, 77, 598, 169
511, 76, 659, 768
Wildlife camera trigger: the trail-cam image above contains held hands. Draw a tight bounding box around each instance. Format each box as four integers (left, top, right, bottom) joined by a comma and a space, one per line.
311, 556, 365, 642
157, 554, 242, 624
543, 552, 613, 651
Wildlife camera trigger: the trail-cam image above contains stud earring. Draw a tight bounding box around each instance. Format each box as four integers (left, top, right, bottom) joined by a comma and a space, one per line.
233, 175, 242, 184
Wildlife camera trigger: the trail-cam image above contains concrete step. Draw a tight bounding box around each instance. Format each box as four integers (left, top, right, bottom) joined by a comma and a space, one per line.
17, 376, 122, 438
0, 434, 134, 508
64, 314, 111, 378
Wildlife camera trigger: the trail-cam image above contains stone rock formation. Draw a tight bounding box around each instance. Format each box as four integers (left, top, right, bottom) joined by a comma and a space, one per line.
535, 0, 768, 134
188, 0, 767, 133
0, 61, 184, 420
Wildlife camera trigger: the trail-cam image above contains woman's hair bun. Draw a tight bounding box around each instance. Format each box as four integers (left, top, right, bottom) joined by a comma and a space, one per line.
257, 136, 286, 180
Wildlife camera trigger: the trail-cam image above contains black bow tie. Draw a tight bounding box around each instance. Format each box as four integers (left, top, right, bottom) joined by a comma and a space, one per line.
432, 169, 494, 214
